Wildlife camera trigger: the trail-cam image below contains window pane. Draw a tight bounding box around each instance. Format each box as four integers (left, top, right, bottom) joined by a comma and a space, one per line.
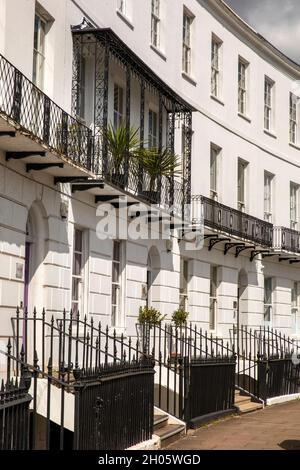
73, 252, 82, 276
149, 110, 158, 148
264, 278, 272, 304
209, 299, 216, 330
292, 283, 298, 307
210, 148, 218, 193
180, 259, 188, 296
112, 284, 119, 306
112, 261, 120, 283
111, 306, 117, 327
264, 306, 271, 322
38, 19, 46, 54
34, 16, 39, 50
75, 229, 83, 252
238, 161, 245, 205
210, 266, 217, 297
72, 277, 80, 302
113, 241, 120, 261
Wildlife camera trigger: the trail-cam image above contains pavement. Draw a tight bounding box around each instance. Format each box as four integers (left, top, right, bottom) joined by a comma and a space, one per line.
167, 400, 300, 450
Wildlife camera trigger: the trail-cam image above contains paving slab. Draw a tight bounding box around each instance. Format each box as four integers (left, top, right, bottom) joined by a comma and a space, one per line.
167, 400, 300, 450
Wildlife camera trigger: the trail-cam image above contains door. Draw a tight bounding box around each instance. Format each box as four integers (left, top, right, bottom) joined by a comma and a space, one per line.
236, 270, 248, 351
23, 242, 31, 312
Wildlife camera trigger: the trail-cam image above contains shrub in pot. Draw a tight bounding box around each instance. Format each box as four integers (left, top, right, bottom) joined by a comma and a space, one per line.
137, 306, 166, 355
171, 309, 189, 328
169, 309, 189, 360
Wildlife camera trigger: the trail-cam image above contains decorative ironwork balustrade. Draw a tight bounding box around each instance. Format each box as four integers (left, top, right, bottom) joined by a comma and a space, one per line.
72, 26, 194, 215
0, 51, 189, 216
273, 226, 300, 253
197, 196, 273, 247
0, 53, 93, 171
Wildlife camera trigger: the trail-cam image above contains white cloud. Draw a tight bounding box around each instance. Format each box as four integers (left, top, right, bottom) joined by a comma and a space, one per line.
224, 0, 300, 62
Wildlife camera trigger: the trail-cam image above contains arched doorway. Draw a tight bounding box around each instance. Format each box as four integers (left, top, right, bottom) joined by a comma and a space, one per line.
146, 246, 160, 309
237, 269, 248, 329
23, 201, 48, 314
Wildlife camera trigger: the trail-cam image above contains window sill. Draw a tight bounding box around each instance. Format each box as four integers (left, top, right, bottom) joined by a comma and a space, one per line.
264, 129, 277, 139
289, 142, 300, 151
210, 94, 224, 106
181, 71, 197, 86
238, 112, 251, 123
150, 44, 167, 61
116, 10, 134, 30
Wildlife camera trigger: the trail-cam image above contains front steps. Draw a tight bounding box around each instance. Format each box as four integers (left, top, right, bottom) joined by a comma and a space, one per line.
234, 390, 264, 414
153, 410, 186, 448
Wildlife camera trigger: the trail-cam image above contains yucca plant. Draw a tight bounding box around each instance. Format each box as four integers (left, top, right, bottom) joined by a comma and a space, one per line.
106, 123, 142, 179
136, 147, 182, 194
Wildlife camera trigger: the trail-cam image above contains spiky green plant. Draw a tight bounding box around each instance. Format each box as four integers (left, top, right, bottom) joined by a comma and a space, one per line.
106, 123, 142, 175
136, 147, 182, 192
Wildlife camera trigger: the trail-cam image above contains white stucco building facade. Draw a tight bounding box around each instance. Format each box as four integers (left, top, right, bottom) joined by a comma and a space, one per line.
1, 0, 300, 349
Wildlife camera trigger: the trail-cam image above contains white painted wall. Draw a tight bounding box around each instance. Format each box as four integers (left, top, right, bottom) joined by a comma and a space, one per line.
0, 0, 300, 345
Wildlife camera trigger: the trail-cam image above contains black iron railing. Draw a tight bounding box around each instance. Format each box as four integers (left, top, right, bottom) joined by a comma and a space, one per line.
0, 53, 93, 171
230, 325, 300, 401
0, 355, 32, 450
74, 359, 154, 450
197, 196, 273, 247
142, 322, 236, 422
4, 308, 155, 450
258, 355, 300, 400
0, 52, 186, 216
100, 150, 186, 216
184, 357, 235, 425
11, 308, 236, 427
273, 226, 300, 253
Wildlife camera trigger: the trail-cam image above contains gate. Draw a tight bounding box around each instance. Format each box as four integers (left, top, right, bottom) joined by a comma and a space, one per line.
73, 359, 155, 450
0, 345, 32, 450
184, 356, 236, 425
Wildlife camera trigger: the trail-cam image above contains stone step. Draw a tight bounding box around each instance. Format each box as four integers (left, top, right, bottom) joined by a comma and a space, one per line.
237, 401, 263, 414
154, 423, 186, 449
153, 412, 169, 431
235, 394, 252, 405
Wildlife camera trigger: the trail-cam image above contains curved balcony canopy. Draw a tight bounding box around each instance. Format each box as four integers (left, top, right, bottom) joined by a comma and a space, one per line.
71, 20, 195, 216
71, 21, 196, 114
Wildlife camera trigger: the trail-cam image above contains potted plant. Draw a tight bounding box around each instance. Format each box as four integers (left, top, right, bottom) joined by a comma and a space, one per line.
168, 309, 189, 361
136, 306, 166, 355
171, 309, 189, 328
135, 147, 181, 203
106, 123, 141, 188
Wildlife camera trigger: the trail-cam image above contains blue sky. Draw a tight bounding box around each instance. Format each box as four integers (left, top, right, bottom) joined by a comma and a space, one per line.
224, 0, 300, 63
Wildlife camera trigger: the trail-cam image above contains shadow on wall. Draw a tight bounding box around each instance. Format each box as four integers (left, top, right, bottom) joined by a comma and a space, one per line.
0, 195, 70, 338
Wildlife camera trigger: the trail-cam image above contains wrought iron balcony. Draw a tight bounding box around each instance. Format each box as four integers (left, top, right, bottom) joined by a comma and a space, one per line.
0, 51, 189, 216
196, 196, 273, 247
0, 53, 93, 171
273, 226, 300, 253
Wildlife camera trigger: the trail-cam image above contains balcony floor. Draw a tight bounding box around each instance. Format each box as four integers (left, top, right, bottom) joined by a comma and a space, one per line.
0, 115, 93, 179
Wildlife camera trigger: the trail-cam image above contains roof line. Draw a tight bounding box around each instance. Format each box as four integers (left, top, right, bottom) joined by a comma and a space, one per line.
208, 0, 300, 76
